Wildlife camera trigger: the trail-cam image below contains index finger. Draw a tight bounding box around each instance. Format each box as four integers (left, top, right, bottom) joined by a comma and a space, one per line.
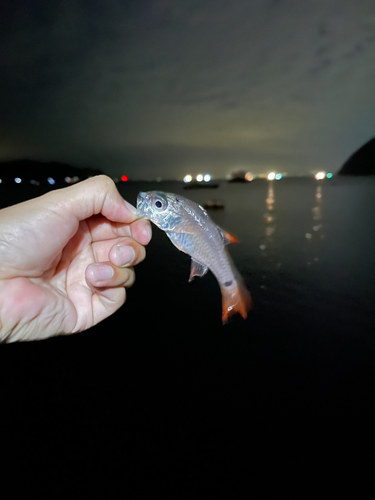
50, 175, 139, 224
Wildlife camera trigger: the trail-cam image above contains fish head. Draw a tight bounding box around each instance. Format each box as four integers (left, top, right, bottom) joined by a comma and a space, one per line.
136, 191, 182, 231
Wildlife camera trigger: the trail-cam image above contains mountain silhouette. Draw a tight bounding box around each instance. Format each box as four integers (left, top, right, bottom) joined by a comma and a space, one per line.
338, 138, 375, 175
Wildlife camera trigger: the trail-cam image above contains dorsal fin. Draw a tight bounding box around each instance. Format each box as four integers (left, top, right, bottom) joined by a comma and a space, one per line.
219, 228, 238, 245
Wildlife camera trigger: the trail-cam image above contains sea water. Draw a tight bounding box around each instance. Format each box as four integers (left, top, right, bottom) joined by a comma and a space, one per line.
120, 176, 375, 335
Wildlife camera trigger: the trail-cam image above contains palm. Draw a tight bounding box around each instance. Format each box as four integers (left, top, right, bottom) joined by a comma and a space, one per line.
0, 211, 123, 341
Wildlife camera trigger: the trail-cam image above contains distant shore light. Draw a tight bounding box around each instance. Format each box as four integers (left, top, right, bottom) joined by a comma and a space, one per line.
196, 174, 203, 182
65, 176, 72, 183
14, 177, 21, 184
204, 174, 211, 182
0, 179, 2, 184
315, 171, 326, 180
121, 175, 128, 182
275, 173, 282, 180
244, 172, 253, 181
326, 173, 333, 179
47, 177, 55, 185
183, 175, 192, 183
267, 172, 276, 181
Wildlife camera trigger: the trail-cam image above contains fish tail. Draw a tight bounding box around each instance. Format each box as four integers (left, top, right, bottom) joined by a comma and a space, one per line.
220, 279, 252, 324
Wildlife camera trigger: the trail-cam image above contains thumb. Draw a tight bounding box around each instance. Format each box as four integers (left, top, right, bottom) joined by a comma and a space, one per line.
50, 175, 138, 223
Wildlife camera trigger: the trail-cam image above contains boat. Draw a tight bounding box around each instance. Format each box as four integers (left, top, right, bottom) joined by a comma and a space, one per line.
228, 170, 253, 182
203, 199, 225, 210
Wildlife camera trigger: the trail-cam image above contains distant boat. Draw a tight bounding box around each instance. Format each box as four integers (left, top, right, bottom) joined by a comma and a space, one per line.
183, 181, 219, 189
228, 170, 253, 182
203, 199, 225, 210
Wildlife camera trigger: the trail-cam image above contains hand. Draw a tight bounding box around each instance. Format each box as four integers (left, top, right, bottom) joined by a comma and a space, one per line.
0, 175, 151, 342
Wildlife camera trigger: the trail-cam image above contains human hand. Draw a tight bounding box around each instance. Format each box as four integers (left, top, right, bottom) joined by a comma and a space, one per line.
0, 175, 151, 342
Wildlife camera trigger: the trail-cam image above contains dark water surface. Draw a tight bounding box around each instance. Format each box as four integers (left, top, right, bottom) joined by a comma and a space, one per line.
1, 177, 375, 489
122, 176, 375, 331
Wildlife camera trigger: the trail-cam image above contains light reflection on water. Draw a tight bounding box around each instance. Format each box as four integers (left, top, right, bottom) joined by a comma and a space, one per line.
263, 179, 275, 238
305, 183, 324, 265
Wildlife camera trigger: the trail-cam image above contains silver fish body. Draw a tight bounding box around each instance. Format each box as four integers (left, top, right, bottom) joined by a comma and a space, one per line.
136, 191, 252, 322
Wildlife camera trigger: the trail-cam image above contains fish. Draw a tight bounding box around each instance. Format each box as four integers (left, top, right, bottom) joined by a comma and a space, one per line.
136, 191, 252, 323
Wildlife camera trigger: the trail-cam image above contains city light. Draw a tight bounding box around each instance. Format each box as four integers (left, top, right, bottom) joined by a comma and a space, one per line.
275, 173, 282, 180
14, 177, 21, 183
65, 176, 72, 183
183, 174, 192, 183
267, 172, 276, 181
196, 174, 203, 182
0, 179, 2, 184
204, 174, 211, 182
315, 171, 326, 180
47, 177, 55, 185
121, 175, 128, 182
326, 173, 333, 179
244, 172, 253, 181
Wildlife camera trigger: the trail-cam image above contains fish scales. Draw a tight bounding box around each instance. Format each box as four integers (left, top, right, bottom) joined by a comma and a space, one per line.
164, 200, 233, 284
136, 191, 252, 322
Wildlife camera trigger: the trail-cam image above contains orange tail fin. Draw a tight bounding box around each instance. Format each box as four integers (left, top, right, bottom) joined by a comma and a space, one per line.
220, 279, 253, 324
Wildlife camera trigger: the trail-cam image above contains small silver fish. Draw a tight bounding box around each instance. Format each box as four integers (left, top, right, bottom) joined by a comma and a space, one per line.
137, 191, 252, 323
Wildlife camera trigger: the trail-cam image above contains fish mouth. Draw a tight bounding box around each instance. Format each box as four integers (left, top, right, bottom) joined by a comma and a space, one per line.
136, 192, 150, 219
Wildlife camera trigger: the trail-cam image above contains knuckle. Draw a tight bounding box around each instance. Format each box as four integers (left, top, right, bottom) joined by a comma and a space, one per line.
94, 174, 116, 191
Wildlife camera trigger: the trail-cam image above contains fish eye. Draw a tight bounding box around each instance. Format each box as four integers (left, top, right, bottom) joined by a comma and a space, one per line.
153, 196, 167, 210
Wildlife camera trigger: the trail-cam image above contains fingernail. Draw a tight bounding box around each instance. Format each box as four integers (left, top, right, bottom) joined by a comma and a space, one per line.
116, 245, 135, 266
124, 200, 138, 215
92, 264, 114, 282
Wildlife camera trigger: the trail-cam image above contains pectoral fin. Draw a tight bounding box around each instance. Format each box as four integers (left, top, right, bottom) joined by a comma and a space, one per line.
189, 259, 208, 282
165, 232, 207, 281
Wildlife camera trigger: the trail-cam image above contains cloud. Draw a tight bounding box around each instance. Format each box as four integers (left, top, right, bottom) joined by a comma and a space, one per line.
1, 0, 375, 177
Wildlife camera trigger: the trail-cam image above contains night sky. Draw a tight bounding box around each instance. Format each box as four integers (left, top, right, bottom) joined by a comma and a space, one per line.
1, 0, 375, 180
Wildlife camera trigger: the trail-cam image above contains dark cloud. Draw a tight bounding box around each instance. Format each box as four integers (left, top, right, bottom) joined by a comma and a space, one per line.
1, 0, 375, 178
